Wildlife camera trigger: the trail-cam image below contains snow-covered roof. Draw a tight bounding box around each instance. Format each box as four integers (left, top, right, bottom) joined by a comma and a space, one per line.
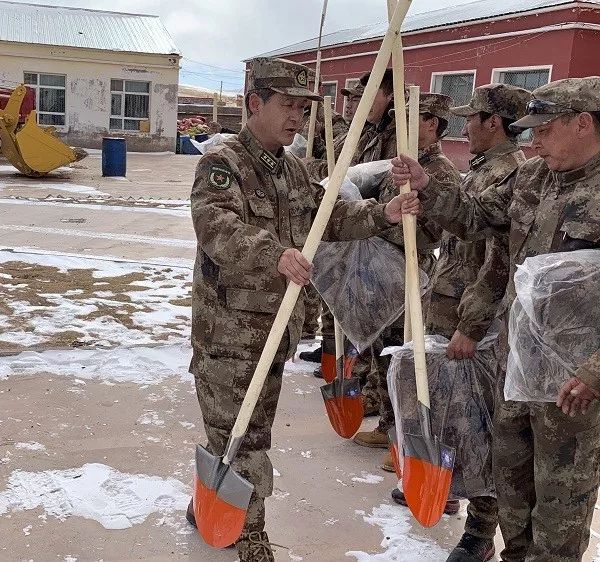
254, 0, 600, 59
0, 1, 180, 55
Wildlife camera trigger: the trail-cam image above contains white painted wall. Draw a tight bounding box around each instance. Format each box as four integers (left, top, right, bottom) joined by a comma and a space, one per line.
0, 42, 180, 152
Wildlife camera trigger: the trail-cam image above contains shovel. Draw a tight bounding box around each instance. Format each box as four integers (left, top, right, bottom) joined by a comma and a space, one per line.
320, 96, 364, 438
388, 84, 421, 480
387, 0, 455, 528
194, 1, 412, 547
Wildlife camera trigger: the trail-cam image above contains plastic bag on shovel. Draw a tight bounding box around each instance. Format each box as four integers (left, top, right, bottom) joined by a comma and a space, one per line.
386, 335, 497, 503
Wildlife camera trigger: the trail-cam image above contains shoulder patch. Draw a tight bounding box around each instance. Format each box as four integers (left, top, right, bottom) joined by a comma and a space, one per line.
208, 165, 233, 189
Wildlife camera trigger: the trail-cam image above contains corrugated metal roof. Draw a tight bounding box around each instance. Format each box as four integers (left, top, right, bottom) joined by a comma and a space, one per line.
0, 1, 180, 55
255, 0, 600, 58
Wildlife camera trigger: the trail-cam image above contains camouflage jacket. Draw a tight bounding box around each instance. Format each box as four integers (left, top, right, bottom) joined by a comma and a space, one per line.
190, 126, 392, 363
420, 151, 600, 391
379, 141, 462, 276
429, 141, 525, 341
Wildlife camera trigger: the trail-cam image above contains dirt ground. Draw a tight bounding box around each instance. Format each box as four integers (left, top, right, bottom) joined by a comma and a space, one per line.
0, 153, 598, 562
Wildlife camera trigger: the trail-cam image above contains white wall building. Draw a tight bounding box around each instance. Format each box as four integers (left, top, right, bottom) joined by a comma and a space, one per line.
0, 2, 181, 152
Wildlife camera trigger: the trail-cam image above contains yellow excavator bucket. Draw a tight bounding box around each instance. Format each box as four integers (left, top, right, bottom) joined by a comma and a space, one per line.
0, 85, 83, 177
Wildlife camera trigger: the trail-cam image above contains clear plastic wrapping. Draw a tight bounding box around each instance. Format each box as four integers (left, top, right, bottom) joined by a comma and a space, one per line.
506, 250, 600, 402
284, 133, 308, 158
386, 335, 498, 499
193, 133, 237, 154
322, 159, 392, 199
312, 175, 427, 352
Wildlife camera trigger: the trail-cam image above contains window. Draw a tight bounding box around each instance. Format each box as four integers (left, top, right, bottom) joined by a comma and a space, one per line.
23, 72, 66, 126
496, 68, 550, 91
494, 68, 551, 141
322, 82, 337, 110
110, 79, 150, 131
432, 72, 475, 138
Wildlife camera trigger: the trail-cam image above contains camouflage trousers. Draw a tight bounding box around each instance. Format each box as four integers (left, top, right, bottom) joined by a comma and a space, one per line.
427, 292, 499, 540
302, 285, 321, 338
494, 330, 600, 562
192, 343, 288, 533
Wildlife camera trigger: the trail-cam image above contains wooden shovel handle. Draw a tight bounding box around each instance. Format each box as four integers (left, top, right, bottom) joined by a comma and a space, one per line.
324, 96, 345, 368
387, 0, 430, 410
223, 0, 412, 464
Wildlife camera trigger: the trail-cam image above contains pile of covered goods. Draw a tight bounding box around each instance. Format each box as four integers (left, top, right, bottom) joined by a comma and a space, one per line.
177, 116, 209, 137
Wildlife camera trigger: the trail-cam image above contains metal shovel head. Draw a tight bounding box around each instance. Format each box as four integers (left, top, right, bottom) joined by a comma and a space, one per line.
402, 432, 455, 527
320, 349, 337, 383
194, 444, 254, 548
321, 376, 364, 438
387, 427, 402, 480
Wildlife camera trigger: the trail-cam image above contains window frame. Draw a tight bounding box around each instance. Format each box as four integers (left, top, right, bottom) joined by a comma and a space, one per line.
109, 79, 151, 133
23, 71, 67, 129
430, 70, 477, 140
321, 80, 338, 111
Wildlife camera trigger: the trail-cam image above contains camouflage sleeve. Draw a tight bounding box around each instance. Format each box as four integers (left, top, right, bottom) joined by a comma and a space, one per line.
421, 171, 515, 242
574, 351, 600, 394
305, 157, 329, 181
191, 154, 286, 273
456, 234, 510, 341
310, 181, 392, 241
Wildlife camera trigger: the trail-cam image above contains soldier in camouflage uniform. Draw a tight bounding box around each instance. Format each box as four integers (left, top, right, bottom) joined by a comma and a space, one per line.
188, 56, 408, 561
341, 81, 364, 123
392, 76, 600, 562
353, 94, 462, 458
390, 84, 531, 562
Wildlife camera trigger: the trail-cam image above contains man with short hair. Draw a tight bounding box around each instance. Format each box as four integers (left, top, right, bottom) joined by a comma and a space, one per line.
189, 56, 408, 561
392, 76, 600, 562
341, 81, 364, 123
391, 84, 531, 562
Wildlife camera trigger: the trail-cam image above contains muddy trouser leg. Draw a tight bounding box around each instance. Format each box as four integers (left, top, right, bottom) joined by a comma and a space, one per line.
192, 340, 288, 533
302, 285, 321, 338
372, 320, 404, 434
464, 496, 498, 540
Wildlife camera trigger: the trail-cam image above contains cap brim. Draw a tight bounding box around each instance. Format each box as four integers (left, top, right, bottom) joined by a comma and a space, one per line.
509, 113, 557, 132
272, 87, 323, 102
450, 104, 479, 117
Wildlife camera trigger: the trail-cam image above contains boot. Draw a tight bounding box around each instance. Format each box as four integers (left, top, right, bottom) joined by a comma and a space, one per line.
298, 346, 322, 363
445, 533, 495, 562
236, 530, 278, 561
353, 428, 388, 448
381, 451, 395, 472
391, 488, 460, 515
313, 367, 323, 379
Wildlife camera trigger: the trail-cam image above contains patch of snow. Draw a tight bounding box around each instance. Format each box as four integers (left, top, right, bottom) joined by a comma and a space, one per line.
0, 345, 192, 385
22, 524, 32, 535
0, 331, 45, 346
289, 554, 303, 561
178, 421, 195, 429
301, 451, 312, 459
138, 411, 165, 427
63, 557, 78, 562
0, 463, 188, 530
3, 182, 108, 196
324, 518, 339, 526
351, 472, 385, 485
346, 504, 448, 561
273, 468, 281, 477
15, 442, 46, 452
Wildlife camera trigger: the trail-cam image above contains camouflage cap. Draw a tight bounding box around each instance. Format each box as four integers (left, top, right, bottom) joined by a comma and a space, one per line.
511, 77, 600, 131
246, 57, 323, 102
419, 93, 453, 120
341, 82, 365, 97
451, 83, 531, 120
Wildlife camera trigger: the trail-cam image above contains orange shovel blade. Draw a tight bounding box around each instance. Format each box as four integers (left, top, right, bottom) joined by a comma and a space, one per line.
194, 445, 253, 548
321, 377, 364, 438
321, 350, 336, 383
402, 435, 455, 527
194, 474, 246, 548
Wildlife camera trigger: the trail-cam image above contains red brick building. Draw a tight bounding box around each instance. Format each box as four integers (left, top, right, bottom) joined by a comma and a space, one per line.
252, 0, 600, 169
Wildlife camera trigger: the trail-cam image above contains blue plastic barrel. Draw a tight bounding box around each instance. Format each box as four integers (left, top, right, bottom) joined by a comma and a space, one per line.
179, 135, 201, 155
102, 137, 127, 176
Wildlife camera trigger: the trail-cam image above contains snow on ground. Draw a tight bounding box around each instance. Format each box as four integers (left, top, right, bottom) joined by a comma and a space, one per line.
0, 249, 192, 350
346, 504, 449, 561
0, 344, 192, 384
0, 463, 188, 530
351, 472, 385, 485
